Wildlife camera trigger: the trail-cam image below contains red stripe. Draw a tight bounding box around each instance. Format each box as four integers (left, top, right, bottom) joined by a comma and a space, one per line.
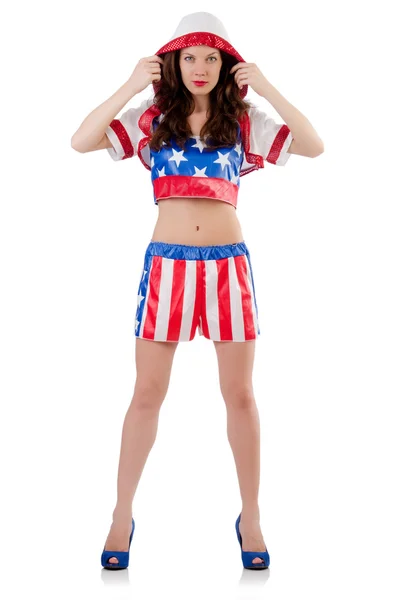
234, 255, 256, 340
266, 125, 291, 164
153, 175, 238, 208
238, 110, 264, 173
167, 259, 186, 341
137, 104, 162, 171
216, 258, 233, 340
190, 261, 202, 340
108, 119, 134, 159
200, 261, 210, 339
142, 255, 162, 339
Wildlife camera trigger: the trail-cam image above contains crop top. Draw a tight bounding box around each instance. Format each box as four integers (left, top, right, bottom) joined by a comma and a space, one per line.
105, 95, 293, 209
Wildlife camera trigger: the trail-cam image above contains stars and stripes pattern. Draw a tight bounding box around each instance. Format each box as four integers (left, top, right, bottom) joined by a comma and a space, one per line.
149, 121, 244, 207
135, 241, 260, 342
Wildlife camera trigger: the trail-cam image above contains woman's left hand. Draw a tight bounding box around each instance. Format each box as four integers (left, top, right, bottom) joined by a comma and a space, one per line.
230, 62, 269, 96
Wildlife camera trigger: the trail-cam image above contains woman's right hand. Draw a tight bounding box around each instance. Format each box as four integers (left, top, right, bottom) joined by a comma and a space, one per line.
127, 55, 164, 94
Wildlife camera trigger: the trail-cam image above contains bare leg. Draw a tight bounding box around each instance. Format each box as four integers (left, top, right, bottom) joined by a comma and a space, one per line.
104, 338, 178, 564
213, 340, 267, 566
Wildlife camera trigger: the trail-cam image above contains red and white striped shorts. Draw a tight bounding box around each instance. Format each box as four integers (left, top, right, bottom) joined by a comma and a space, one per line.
135, 240, 260, 342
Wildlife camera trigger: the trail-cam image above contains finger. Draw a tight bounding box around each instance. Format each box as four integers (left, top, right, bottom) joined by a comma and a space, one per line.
230, 61, 245, 72
236, 76, 248, 88
234, 67, 249, 76
148, 55, 164, 64
237, 74, 249, 83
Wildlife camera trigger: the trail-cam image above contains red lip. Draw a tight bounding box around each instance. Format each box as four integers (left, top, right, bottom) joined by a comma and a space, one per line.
193, 81, 208, 86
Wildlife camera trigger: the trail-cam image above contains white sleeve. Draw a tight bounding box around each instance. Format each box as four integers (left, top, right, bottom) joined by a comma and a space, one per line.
248, 106, 293, 166
105, 97, 153, 161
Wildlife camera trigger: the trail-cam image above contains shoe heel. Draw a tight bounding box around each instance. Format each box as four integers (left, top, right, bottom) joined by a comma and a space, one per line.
235, 513, 270, 570
101, 517, 135, 570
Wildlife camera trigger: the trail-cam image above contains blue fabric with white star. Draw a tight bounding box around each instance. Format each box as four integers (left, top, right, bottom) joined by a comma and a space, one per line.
149, 118, 244, 204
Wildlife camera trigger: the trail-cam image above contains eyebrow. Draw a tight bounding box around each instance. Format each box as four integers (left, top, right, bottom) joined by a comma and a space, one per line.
181, 51, 220, 57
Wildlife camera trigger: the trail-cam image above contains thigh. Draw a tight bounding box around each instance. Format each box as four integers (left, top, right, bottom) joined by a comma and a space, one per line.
134, 337, 179, 399
213, 339, 256, 400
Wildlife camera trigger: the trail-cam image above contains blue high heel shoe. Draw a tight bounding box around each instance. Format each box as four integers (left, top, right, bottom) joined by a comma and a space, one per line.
101, 517, 135, 570
235, 513, 270, 570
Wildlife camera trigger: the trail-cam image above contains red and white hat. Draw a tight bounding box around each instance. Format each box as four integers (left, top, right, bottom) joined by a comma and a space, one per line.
153, 12, 248, 99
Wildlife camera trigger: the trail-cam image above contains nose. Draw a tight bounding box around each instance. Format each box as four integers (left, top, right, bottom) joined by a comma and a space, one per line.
194, 60, 208, 76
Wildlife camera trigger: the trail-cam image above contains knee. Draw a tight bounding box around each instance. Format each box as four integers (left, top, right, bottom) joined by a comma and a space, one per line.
131, 380, 167, 411
221, 385, 256, 410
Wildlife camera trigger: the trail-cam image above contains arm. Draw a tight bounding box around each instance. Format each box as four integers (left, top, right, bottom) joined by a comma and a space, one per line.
258, 79, 324, 158
71, 80, 139, 153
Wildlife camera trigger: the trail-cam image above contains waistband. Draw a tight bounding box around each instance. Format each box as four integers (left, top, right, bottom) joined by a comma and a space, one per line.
145, 240, 249, 261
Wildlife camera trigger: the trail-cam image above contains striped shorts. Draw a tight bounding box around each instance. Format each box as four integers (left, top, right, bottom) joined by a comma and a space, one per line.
135, 240, 260, 342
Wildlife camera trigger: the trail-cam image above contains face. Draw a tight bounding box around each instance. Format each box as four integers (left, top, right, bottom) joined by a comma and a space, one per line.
179, 45, 222, 96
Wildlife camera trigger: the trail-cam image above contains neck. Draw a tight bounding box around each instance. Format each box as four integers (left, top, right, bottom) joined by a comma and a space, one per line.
193, 94, 210, 113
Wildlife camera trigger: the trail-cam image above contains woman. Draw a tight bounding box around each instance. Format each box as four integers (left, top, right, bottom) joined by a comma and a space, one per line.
71, 11, 324, 570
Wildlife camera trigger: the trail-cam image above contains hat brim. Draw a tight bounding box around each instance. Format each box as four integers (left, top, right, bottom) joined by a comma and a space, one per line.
153, 32, 248, 99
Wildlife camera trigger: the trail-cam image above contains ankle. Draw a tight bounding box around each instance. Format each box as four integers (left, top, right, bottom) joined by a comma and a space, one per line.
112, 506, 133, 521
241, 506, 260, 521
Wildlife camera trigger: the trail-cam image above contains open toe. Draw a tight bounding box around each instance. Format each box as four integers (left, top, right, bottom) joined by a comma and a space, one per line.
235, 513, 270, 570
101, 517, 135, 570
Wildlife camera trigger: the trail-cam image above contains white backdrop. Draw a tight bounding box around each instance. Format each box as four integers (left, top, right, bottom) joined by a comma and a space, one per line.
1, 0, 396, 598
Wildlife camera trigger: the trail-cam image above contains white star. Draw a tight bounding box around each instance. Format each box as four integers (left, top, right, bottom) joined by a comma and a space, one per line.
157, 166, 167, 177
135, 318, 140, 331
230, 172, 239, 185
151, 156, 155, 167
191, 136, 206, 152
192, 165, 208, 177
213, 150, 231, 170
168, 148, 188, 167
141, 269, 147, 281
137, 292, 145, 306
234, 142, 242, 157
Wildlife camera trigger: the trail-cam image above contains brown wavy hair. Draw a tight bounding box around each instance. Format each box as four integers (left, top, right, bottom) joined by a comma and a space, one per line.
149, 49, 253, 153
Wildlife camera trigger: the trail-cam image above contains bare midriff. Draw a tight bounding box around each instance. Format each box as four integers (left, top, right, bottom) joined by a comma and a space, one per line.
150, 197, 245, 246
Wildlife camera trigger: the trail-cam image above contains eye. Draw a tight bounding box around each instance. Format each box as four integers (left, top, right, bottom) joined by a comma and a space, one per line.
183, 56, 218, 62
